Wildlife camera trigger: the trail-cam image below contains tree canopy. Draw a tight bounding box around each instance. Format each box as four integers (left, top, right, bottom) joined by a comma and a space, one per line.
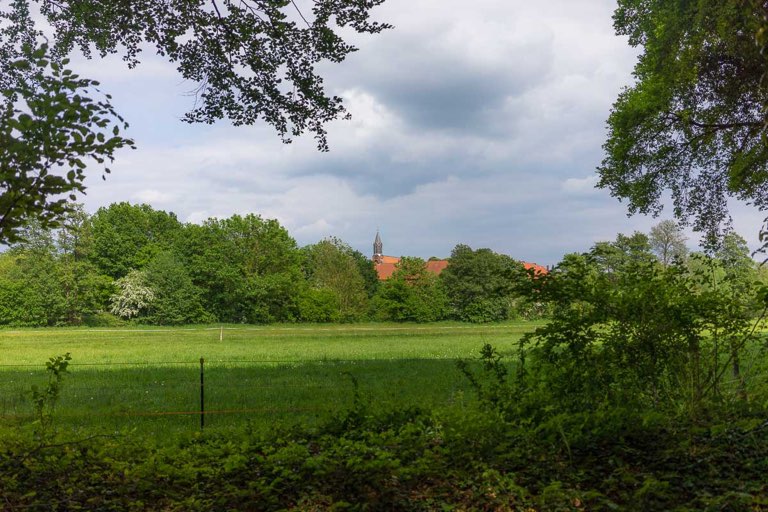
0, 45, 133, 243
2, 0, 389, 151
649, 220, 688, 266
372, 257, 447, 323
440, 245, 528, 323
0, 0, 388, 244
302, 238, 369, 322
600, 0, 768, 245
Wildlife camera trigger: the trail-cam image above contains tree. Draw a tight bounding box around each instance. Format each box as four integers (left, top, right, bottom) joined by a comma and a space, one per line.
143, 252, 212, 325
440, 245, 528, 323
53, 205, 114, 324
520, 238, 765, 414
176, 214, 304, 323
712, 232, 760, 394
303, 238, 369, 321
297, 287, 341, 323
90, 203, 182, 278
0, 251, 67, 326
348, 245, 380, 299
600, 1, 768, 245
220, 214, 304, 323
649, 220, 688, 266
3, 213, 113, 325
2, 0, 389, 152
591, 231, 655, 276
174, 221, 239, 321
0, 44, 133, 243
372, 257, 447, 323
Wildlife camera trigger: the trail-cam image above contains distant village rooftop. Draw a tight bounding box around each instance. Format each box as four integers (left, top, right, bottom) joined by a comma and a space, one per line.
371, 231, 547, 280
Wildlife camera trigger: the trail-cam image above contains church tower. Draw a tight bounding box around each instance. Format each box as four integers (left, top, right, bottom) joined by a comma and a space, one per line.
373, 230, 383, 263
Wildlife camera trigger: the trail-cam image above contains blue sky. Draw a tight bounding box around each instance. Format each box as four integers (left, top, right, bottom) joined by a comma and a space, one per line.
68, 0, 765, 265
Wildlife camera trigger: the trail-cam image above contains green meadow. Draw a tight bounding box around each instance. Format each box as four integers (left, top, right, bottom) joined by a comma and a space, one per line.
0, 322, 538, 439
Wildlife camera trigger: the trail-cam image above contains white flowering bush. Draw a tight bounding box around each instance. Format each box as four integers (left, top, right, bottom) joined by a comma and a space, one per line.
110, 270, 154, 319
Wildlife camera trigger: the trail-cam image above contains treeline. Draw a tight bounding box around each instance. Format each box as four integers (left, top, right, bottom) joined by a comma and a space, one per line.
2, 204, 763, 328
0, 203, 541, 326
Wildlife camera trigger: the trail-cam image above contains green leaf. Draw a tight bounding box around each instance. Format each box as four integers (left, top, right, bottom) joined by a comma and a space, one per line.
11, 60, 31, 71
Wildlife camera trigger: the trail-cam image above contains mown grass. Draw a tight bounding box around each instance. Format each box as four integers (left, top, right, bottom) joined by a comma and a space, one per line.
0, 322, 539, 439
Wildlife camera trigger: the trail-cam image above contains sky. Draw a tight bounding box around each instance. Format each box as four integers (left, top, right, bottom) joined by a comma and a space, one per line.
67, 0, 766, 266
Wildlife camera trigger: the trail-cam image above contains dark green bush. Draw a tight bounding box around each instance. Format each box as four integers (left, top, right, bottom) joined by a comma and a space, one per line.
298, 287, 342, 323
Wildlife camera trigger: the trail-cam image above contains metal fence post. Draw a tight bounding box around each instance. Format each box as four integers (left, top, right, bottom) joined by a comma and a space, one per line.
200, 357, 205, 430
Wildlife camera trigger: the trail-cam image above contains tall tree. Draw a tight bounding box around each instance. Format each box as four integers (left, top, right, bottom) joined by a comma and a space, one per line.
143, 251, 211, 325
372, 257, 447, 323
89, 203, 182, 278
303, 238, 369, 322
347, 245, 380, 299
591, 231, 655, 277
440, 244, 528, 323
649, 220, 688, 266
8, 211, 113, 324
600, 1, 768, 245
0, 251, 66, 326
56, 207, 114, 324
177, 214, 304, 323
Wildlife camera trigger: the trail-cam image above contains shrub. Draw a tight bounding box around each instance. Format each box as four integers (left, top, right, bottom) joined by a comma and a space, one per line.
82, 312, 127, 327
298, 287, 341, 323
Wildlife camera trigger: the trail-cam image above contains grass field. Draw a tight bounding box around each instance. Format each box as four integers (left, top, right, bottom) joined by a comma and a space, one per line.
0, 322, 539, 439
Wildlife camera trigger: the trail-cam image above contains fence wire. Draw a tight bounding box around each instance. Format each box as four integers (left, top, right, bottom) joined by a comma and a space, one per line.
0, 357, 481, 432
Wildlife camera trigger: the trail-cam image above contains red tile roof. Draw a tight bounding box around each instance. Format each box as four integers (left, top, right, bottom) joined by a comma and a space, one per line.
375, 258, 548, 280
375, 262, 398, 280
379, 255, 401, 264
522, 262, 548, 275
425, 260, 449, 275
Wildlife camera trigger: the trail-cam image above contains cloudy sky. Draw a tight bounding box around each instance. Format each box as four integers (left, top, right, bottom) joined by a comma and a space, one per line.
70, 0, 765, 266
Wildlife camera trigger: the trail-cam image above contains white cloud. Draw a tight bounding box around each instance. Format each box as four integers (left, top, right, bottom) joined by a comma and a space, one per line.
562, 175, 600, 194
132, 189, 176, 204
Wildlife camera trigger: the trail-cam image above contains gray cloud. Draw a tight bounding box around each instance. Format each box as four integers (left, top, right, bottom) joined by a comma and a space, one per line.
72, 0, 766, 265
351, 39, 554, 134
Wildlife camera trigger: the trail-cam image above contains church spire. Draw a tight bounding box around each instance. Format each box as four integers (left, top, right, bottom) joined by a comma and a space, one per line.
373, 230, 383, 261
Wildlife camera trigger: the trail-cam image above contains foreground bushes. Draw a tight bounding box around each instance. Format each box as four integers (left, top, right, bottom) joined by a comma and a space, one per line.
5, 317, 768, 512
3, 401, 768, 511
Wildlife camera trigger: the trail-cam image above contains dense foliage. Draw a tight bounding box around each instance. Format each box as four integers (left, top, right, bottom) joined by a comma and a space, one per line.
440, 245, 530, 322
0, 44, 133, 243
601, 0, 768, 245
492, 229, 768, 425
372, 257, 447, 322
3, 221, 768, 508
2, 210, 763, 328
3, 372, 768, 510
301, 238, 371, 322
0, 203, 562, 326
177, 214, 306, 323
